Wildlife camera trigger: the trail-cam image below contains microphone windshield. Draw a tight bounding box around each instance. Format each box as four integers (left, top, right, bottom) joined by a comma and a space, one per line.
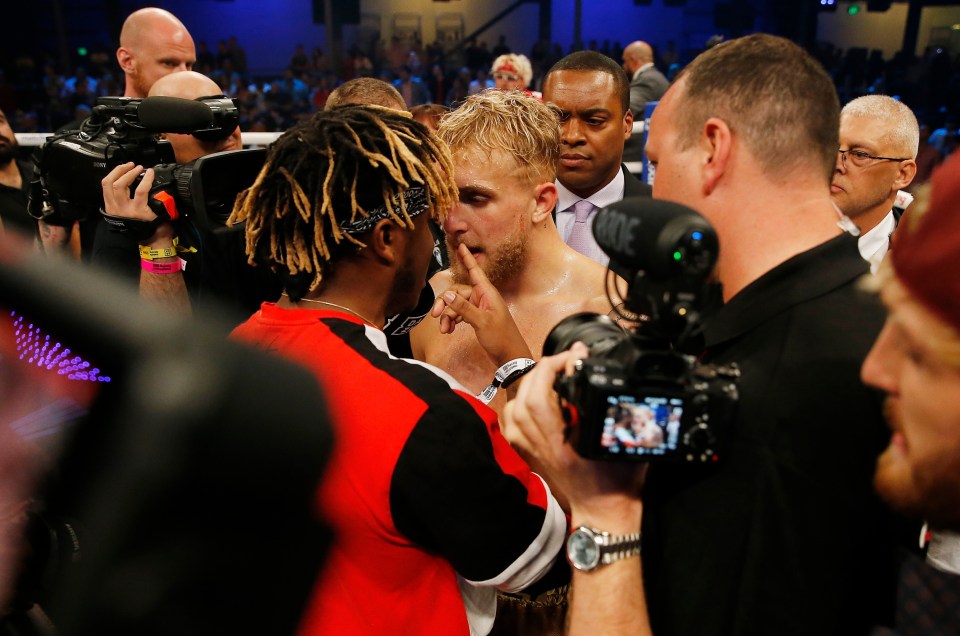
138, 96, 214, 133
593, 196, 718, 282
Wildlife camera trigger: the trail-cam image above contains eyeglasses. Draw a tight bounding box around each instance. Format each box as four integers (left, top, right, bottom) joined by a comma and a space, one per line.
838, 148, 911, 168
493, 72, 520, 82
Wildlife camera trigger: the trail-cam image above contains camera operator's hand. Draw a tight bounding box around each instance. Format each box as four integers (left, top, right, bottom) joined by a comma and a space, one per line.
101, 162, 174, 247
505, 343, 653, 636
433, 243, 532, 365
503, 343, 646, 523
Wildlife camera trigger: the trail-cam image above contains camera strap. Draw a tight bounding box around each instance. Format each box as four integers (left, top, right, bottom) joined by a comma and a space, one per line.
477, 358, 536, 405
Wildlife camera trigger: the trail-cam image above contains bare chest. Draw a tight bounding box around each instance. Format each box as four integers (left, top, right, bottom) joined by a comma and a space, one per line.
423, 297, 596, 392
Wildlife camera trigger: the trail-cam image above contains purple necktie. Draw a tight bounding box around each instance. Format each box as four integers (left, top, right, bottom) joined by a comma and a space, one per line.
567, 199, 596, 255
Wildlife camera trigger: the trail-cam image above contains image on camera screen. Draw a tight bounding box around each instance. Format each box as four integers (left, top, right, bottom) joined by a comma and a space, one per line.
601, 395, 683, 456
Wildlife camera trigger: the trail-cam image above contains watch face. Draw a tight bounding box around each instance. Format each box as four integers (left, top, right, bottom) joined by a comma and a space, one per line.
568, 528, 600, 571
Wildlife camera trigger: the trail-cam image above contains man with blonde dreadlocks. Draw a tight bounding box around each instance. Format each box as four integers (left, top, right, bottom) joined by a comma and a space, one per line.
229, 106, 568, 636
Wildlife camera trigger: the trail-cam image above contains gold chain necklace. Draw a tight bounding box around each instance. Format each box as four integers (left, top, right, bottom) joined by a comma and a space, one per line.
281, 293, 380, 329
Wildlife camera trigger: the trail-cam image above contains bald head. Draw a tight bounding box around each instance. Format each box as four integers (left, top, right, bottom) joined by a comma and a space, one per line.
148, 70, 220, 100
118, 8, 196, 98
623, 41, 654, 75
147, 71, 241, 163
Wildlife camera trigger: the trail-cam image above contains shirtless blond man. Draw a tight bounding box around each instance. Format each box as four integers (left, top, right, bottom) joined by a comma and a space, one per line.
411, 90, 613, 413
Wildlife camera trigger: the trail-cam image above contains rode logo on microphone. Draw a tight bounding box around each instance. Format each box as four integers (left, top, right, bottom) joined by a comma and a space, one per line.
594, 208, 641, 258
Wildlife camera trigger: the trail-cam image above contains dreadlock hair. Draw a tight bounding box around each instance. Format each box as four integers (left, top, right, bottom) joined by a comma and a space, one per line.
229, 105, 458, 300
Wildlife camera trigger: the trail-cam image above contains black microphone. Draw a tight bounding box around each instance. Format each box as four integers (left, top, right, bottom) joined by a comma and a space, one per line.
138, 96, 214, 133
593, 196, 718, 282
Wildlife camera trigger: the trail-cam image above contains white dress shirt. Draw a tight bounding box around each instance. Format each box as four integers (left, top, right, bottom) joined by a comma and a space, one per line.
858, 209, 897, 274
555, 169, 626, 266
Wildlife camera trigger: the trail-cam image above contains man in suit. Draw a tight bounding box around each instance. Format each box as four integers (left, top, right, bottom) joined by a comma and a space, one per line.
622, 40, 669, 118
542, 50, 651, 266
392, 65, 430, 108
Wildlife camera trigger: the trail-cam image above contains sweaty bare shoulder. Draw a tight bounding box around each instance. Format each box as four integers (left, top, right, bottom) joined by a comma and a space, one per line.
563, 252, 618, 311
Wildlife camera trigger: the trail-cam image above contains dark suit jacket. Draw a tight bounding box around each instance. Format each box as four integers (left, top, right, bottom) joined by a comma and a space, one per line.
623, 164, 652, 198
552, 165, 651, 222
629, 66, 669, 117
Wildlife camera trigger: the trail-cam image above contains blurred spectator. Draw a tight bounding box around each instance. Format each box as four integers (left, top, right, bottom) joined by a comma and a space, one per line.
468, 68, 494, 95
929, 117, 957, 156
424, 64, 446, 104
310, 75, 333, 111
196, 40, 215, 71
387, 36, 406, 73
311, 47, 328, 73
290, 44, 309, 74
392, 65, 429, 107
910, 122, 944, 188
0, 109, 35, 236
61, 67, 98, 100
492, 35, 510, 58
228, 36, 247, 75
444, 76, 468, 109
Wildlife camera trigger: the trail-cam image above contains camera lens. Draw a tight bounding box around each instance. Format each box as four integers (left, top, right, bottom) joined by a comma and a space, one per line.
542, 312, 628, 357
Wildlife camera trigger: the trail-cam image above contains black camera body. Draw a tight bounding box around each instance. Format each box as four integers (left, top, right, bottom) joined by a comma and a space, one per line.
29, 95, 255, 232
547, 197, 740, 463
553, 317, 739, 462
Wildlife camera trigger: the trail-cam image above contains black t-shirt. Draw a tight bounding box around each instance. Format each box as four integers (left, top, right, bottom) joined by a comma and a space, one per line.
0, 159, 36, 236
642, 234, 908, 636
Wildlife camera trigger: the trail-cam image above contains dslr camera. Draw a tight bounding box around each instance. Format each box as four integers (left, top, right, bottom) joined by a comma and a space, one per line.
28, 95, 266, 235
545, 197, 739, 463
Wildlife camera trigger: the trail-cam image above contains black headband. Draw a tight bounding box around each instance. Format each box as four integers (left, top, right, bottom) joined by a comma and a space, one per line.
339, 186, 429, 235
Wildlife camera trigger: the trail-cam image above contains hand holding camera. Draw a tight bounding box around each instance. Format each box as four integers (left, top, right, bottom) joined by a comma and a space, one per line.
503, 342, 648, 517
100, 162, 174, 246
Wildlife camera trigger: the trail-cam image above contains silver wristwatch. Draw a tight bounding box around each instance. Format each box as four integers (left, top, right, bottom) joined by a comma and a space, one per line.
566, 526, 642, 572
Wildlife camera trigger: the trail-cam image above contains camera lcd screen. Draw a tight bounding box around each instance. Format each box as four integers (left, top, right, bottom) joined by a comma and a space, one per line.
601, 394, 684, 456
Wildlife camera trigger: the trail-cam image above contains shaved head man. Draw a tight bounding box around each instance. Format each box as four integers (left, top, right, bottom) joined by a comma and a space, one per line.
623, 41, 654, 69
117, 7, 196, 98
148, 71, 242, 163
622, 40, 668, 117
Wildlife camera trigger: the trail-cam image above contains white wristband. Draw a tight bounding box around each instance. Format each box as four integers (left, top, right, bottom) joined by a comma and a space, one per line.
477, 358, 536, 404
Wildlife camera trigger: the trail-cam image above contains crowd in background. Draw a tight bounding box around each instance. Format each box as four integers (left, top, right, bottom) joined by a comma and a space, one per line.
1, 31, 959, 154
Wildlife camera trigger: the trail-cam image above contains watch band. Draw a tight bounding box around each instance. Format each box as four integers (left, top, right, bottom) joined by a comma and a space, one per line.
598, 530, 642, 566
567, 526, 642, 572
